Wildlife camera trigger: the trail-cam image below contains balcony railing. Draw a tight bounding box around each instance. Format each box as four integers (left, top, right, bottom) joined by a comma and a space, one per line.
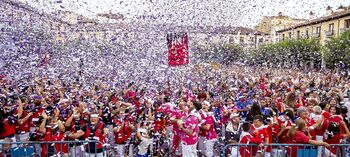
325, 30, 334, 37
312, 33, 320, 37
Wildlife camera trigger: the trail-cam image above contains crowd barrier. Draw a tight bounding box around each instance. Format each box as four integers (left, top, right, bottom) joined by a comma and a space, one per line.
0, 140, 107, 157
2, 141, 350, 157
222, 143, 350, 157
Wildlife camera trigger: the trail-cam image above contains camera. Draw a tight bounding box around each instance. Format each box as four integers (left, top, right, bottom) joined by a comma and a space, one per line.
29, 131, 41, 141
73, 115, 81, 130
8, 115, 18, 125
45, 106, 55, 116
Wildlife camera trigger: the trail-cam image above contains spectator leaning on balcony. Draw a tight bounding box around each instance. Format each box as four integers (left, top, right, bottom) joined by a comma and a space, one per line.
113, 109, 132, 157
65, 106, 87, 156
324, 121, 350, 157
83, 112, 109, 157
15, 97, 33, 143
39, 110, 66, 157
0, 111, 16, 151
239, 122, 264, 157
287, 118, 330, 157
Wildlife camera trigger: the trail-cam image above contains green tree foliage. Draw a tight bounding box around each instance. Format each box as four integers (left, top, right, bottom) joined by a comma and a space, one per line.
193, 43, 245, 65
324, 31, 350, 69
250, 38, 322, 69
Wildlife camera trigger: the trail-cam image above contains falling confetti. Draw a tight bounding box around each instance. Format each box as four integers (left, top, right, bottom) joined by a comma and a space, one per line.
1, 0, 350, 156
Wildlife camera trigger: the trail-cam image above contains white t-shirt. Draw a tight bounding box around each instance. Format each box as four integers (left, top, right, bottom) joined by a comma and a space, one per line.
138, 137, 152, 155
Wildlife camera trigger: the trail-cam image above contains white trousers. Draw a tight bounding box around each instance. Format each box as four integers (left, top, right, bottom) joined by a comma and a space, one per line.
316, 135, 324, 157
15, 132, 29, 142
115, 144, 125, 157
69, 145, 85, 157
182, 142, 198, 157
271, 149, 284, 157
85, 152, 105, 157
204, 139, 216, 157
198, 136, 206, 154
229, 146, 240, 157
324, 148, 336, 157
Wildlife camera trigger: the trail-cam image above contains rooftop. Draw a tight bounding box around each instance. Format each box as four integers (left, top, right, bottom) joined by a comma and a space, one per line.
277, 8, 350, 32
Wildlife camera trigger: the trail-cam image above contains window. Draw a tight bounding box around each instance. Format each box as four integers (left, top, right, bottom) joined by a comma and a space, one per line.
229, 36, 235, 43
325, 23, 334, 36
316, 26, 321, 36
240, 36, 244, 43
282, 34, 285, 40
297, 30, 300, 39
289, 32, 292, 38
345, 19, 350, 28
305, 30, 309, 38
329, 23, 334, 32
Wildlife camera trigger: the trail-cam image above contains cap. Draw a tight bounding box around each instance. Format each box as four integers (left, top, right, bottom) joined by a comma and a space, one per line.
90, 113, 99, 118
230, 113, 240, 119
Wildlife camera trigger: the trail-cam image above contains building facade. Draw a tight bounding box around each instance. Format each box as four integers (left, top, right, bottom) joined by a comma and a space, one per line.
276, 7, 350, 45
189, 26, 269, 50
255, 12, 307, 43
1, 0, 269, 50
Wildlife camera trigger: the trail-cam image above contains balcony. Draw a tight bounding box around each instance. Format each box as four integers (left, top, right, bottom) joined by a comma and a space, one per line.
325, 30, 334, 37
340, 27, 350, 33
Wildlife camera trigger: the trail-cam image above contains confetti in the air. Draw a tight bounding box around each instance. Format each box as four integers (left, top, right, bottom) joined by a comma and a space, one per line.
1, 0, 350, 156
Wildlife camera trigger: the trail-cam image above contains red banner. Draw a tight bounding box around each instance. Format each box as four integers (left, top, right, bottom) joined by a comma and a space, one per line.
167, 33, 189, 66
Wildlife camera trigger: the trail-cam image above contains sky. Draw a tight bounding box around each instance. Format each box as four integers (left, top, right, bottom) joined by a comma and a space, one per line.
20, 0, 350, 28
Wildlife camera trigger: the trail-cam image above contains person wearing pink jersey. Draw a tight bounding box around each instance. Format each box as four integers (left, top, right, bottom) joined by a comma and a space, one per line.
170, 98, 188, 156
177, 100, 202, 157
200, 100, 217, 157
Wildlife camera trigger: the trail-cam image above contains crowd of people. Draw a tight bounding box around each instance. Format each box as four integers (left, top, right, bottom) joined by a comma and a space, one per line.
0, 65, 350, 157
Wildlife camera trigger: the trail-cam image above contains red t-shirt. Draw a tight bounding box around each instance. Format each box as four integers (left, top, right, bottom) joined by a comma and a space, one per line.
67, 117, 86, 141
52, 131, 69, 153
239, 132, 263, 157
0, 119, 15, 139
14, 110, 31, 133
113, 118, 130, 144
31, 107, 45, 126
249, 125, 268, 142
84, 121, 106, 150
325, 134, 345, 154
265, 125, 279, 152
329, 115, 345, 134
249, 125, 268, 156
287, 131, 310, 157
277, 116, 293, 143
41, 128, 53, 157
304, 118, 316, 140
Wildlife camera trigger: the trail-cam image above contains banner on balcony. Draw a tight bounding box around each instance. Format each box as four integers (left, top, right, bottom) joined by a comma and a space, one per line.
167, 33, 189, 66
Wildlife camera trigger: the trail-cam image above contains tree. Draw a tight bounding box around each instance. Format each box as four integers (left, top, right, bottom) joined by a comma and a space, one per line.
192, 43, 244, 65
324, 31, 350, 69
252, 38, 322, 69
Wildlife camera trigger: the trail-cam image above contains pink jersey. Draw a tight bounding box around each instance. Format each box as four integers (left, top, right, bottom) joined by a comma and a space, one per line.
204, 113, 217, 140
181, 112, 200, 145
171, 108, 186, 136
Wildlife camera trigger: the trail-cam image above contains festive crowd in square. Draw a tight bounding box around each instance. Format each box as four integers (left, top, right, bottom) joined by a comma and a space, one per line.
0, 65, 350, 157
